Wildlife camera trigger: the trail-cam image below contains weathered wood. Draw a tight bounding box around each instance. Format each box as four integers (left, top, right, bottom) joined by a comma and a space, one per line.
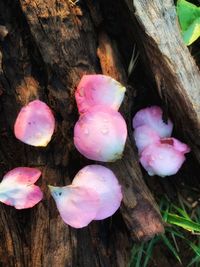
2, 0, 199, 265
124, 0, 200, 162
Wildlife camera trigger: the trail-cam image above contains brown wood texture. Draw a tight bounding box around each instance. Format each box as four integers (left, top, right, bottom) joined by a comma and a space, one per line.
2, 0, 199, 266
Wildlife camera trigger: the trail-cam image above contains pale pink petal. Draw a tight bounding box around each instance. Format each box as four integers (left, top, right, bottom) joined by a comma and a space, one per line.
160, 138, 191, 153
75, 74, 126, 114
132, 106, 173, 138
133, 125, 160, 154
0, 167, 43, 209
72, 165, 122, 220
140, 143, 186, 177
14, 100, 55, 147
74, 105, 127, 162
2, 167, 41, 184
49, 185, 100, 228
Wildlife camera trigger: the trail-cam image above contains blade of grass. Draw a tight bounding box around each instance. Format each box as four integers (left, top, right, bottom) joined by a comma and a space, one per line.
143, 237, 160, 267
171, 204, 191, 221
166, 213, 200, 232
187, 254, 200, 267
160, 234, 182, 263
136, 243, 144, 267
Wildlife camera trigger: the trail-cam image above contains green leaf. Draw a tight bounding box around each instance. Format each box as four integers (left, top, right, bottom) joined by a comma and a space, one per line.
143, 237, 160, 267
182, 18, 200, 45
166, 213, 200, 232
187, 242, 200, 266
171, 204, 191, 220
176, 0, 200, 45
160, 234, 182, 263
177, 0, 200, 31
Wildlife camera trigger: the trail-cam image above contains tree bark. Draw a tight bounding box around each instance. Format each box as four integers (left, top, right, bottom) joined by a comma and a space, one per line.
1, 0, 199, 266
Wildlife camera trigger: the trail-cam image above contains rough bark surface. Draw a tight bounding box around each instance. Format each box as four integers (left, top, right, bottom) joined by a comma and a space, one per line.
1, 0, 199, 266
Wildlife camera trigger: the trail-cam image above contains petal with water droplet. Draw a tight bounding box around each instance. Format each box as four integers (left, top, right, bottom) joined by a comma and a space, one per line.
75, 75, 126, 114
140, 143, 187, 177
74, 106, 127, 162
14, 100, 55, 147
49, 185, 100, 228
0, 167, 43, 209
72, 165, 122, 220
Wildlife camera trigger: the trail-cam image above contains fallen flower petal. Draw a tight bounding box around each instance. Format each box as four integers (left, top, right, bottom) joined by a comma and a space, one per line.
0, 167, 43, 209
160, 137, 191, 153
75, 74, 126, 114
140, 141, 190, 177
14, 100, 55, 147
49, 185, 100, 228
132, 106, 173, 138
72, 165, 122, 220
74, 105, 127, 162
133, 125, 160, 154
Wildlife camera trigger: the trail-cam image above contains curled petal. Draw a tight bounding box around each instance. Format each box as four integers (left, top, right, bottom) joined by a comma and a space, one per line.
72, 165, 122, 220
14, 100, 55, 147
74, 105, 127, 162
160, 137, 191, 153
133, 125, 160, 154
49, 185, 100, 228
75, 74, 126, 114
0, 167, 43, 209
140, 143, 187, 177
132, 106, 173, 138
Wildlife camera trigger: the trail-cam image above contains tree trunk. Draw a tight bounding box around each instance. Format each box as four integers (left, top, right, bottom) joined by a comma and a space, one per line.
0, 0, 199, 266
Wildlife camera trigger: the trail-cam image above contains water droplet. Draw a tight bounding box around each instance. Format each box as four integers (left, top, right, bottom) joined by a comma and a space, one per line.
84, 129, 89, 135
96, 149, 101, 154
36, 133, 42, 138
79, 87, 85, 97
150, 156, 155, 161
101, 128, 109, 134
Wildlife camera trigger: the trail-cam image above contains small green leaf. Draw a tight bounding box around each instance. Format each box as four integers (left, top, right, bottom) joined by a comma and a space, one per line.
176, 0, 200, 45
182, 18, 200, 45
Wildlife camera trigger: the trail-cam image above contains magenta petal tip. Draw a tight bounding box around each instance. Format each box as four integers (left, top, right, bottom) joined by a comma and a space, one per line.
14, 100, 55, 147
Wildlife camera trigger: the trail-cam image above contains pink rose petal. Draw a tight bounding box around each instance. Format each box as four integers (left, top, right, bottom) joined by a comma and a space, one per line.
74, 105, 127, 162
49, 185, 100, 228
72, 165, 122, 220
14, 100, 55, 147
75, 74, 126, 114
0, 167, 43, 209
160, 137, 191, 153
132, 106, 173, 138
140, 142, 189, 177
2, 167, 41, 184
133, 125, 160, 154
